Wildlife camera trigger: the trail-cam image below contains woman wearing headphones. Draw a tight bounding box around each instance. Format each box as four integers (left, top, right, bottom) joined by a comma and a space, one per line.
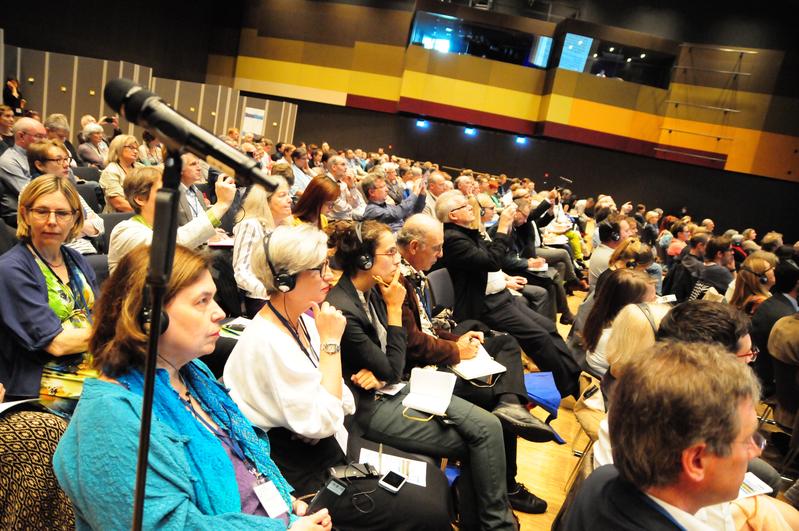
730, 253, 777, 315
54, 245, 332, 530
224, 224, 450, 531
325, 220, 517, 531
582, 269, 656, 376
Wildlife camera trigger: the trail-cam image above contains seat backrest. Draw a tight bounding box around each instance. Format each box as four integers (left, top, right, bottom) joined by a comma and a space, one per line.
427, 268, 455, 315
98, 212, 134, 254
73, 165, 101, 182
84, 253, 110, 288
75, 182, 101, 214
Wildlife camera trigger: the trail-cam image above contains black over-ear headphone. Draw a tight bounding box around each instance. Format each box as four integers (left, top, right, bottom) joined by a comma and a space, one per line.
742, 266, 769, 285
139, 290, 170, 335
354, 222, 374, 270
599, 221, 621, 242
479, 206, 486, 217
264, 232, 297, 292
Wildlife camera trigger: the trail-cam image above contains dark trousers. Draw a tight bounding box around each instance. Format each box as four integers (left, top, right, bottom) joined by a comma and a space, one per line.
356, 388, 516, 531
517, 268, 572, 318
481, 290, 580, 397
449, 329, 527, 486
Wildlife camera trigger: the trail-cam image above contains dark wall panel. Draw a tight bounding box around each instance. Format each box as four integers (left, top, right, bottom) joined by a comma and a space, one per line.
72, 57, 104, 144
0, 0, 245, 81
294, 100, 799, 242
46, 53, 74, 119
19, 48, 45, 113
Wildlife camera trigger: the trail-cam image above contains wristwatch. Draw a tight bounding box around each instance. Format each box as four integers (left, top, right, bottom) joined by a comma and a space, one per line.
321, 342, 341, 355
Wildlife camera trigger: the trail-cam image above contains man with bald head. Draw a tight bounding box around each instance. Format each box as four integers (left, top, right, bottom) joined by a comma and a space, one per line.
397, 214, 556, 514
0, 117, 47, 225
423, 170, 449, 217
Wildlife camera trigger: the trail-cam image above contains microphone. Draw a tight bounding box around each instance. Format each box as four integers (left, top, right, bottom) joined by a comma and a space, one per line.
104, 78, 278, 190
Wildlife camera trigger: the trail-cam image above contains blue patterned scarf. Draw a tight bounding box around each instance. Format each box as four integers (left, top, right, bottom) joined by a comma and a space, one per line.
118, 360, 296, 523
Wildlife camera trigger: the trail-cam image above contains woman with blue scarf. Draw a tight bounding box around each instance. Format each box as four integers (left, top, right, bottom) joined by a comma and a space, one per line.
54, 245, 332, 530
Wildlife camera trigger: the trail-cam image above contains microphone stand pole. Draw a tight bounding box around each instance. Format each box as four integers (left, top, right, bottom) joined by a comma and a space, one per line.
131, 149, 183, 531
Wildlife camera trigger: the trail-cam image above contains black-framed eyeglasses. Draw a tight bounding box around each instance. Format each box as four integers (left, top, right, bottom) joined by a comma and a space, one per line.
450, 203, 471, 214
44, 156, 73, 165
308, 259, 330, 277
28, 207, 77, 222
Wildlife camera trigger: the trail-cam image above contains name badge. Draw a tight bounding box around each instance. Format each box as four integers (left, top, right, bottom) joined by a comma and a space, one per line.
254, 480, 290, 518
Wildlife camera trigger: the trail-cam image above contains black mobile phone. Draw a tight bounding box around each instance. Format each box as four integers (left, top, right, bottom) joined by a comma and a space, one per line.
307, 476, 348, 513
225, 323, 247, 332
328, 463, 379, 480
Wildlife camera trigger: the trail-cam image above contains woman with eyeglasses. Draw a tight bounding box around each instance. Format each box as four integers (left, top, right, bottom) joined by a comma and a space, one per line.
292, 176, 340, 230
0, 174, 98, 406
325, 220, 516, 531
76, 122, 108, 169
54, 245, 332, 530
28, 140, 104, 254
224, 224, 450, 530
99, 134, 141, 213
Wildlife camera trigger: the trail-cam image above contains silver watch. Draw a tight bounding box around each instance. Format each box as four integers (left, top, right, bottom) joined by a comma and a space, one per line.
321, 342, 341, 355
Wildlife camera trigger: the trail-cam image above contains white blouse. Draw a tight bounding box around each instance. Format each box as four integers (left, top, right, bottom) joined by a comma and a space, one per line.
232, 218, 267, 299
224, 313, 356, 450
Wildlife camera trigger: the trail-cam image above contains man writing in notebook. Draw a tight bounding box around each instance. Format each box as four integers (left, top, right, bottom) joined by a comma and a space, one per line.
396, 214, 557, 515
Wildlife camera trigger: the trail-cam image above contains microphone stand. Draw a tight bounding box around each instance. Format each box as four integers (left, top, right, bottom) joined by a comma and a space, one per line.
131, 149, 183, 531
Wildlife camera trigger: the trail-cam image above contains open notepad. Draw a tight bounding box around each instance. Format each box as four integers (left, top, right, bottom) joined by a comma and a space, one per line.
450, 345, 507, 380
401, 368, 456, 416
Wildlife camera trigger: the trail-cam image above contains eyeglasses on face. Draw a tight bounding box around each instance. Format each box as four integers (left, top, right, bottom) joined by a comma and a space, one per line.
28, 207, 76, 222
124, 144, 140, 151
736, 345, 759, 363
734, 431, 767, 452
374, 247, 399, 257
307, 259, 330, 276
44, 156, 73, 165
450, 203, 471, 214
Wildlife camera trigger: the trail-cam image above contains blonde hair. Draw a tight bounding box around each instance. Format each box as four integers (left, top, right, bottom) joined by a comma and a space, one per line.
106, 134, 137, 165
730, 253, 776, 310
605, 302, 671, 375
17, 174, 85, 242
234, 177, 289, 228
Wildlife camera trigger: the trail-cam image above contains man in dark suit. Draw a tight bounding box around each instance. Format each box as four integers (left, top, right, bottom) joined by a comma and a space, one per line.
564, 341, 763, 530
433, 190, 580, 398
397, 214, 557, 514
751, 263, 799, 397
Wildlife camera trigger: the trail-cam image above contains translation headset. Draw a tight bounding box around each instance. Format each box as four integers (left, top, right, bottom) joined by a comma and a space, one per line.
742, 266, 770, 285
599, 221, 621, 242
139, 290, 170, 335
635, 303, 657, 335
354, 222, 374, 270
264, 232, 297, 293
479, 205, 486, 217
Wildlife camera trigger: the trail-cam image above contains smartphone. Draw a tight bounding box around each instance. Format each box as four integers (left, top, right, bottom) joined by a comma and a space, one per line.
378, 471, 407, 494
224, 323, 247, 332
307, 476, 348, 513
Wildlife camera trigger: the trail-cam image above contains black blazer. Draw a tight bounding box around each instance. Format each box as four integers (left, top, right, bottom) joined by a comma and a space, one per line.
434, 223, 511, 322
563, 465, 681, 531
325, 275, 407, 402
752, 293, 796, 356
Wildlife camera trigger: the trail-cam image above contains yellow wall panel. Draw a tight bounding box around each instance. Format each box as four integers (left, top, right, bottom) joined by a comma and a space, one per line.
348, 71, 402, 101
235, 56, 351, 93
569, 99, 662, 142
749, 131, 799, 182
538, 94, 573, 123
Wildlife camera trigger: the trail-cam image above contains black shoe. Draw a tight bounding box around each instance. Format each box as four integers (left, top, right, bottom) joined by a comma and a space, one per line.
492, 403, 558, 443
559, 313, 575, 325
508, 482, 547, 514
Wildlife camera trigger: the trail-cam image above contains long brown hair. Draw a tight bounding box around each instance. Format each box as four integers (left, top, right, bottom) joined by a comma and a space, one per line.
582, 269, 653, 352
292, 176, 340, 228
91, 245, 212, 377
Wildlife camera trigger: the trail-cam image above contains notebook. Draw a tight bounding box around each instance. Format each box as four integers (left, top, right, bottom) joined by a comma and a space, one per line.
401, 368, 456, 416
450, 345, 507, 380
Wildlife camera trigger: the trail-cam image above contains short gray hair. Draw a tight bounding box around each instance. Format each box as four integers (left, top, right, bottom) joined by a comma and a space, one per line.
435, 190, 467, 223
252, 224, 328, 295
44, 113, 70, 132
360, 173, 384, 200
82, 122, 103, 137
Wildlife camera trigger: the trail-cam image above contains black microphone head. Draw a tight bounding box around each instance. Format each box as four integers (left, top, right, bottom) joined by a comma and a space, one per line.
104, 78, 139, 114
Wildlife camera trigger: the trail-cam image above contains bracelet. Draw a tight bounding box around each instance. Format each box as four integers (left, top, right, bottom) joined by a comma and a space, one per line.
206, 209, 221, 228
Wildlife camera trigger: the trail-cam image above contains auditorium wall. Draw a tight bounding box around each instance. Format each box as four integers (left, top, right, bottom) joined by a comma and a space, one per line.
291, 99, 799, 242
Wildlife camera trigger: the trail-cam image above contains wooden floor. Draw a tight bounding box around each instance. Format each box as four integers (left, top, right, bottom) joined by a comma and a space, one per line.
514, 292, 586, 530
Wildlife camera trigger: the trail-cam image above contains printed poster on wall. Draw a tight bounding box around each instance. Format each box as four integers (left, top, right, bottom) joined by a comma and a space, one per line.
241, 107, 265, 136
